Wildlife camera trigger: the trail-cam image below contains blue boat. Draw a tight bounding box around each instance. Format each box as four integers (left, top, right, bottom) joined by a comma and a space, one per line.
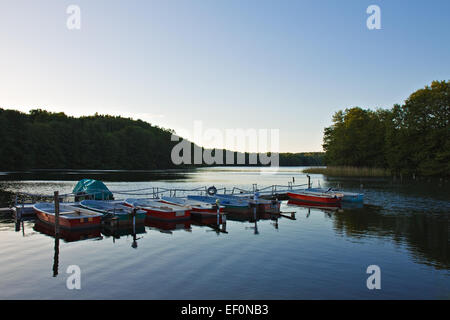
187, 195, 249, 212
80, 200, 146, 222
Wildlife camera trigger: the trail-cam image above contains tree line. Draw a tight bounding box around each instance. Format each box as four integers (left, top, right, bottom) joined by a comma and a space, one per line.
0, 109, 324, 170
323, 80, 449, 177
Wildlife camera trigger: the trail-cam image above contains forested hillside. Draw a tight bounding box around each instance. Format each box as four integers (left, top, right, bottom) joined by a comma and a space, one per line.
0, 109, 324, 170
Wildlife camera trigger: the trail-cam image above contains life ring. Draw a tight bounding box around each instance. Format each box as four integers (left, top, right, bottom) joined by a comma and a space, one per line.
207, 186, 217, 196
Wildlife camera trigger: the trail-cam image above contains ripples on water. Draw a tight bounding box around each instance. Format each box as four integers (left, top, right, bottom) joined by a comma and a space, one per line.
0, 167, 448, 299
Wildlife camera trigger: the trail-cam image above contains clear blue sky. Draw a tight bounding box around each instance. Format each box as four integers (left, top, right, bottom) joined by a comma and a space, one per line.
0, 0, 449, 152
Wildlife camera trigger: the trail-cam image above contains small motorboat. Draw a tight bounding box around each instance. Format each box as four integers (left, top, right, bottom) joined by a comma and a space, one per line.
216, 194, 281, 213
308, 187, 363, 202
287, 190, 343, 205
124, 198, 191, 221
160, 196, 224, 214
187, 195, 250, 213
80, 200, 146, 223
33, 202, 103, 229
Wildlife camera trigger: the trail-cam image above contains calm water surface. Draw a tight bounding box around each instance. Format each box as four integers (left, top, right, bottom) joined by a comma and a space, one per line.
0, 167, 448, 299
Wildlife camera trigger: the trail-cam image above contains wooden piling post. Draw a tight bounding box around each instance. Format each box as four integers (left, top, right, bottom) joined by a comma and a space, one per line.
307, 175, 311, 189
54, 191, 60, 235
216, 199, 220, 225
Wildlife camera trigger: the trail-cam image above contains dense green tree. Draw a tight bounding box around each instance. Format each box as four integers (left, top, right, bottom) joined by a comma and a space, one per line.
323, 107, 387, 168
386, 80, 449, 176
323, 80, 449, 177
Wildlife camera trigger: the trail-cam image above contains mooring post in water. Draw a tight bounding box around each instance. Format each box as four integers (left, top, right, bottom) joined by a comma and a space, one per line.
307, 175, 311, 189
54, 191, 60, 235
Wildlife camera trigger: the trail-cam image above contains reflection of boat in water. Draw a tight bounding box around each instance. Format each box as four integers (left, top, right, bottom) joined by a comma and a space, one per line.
145, 217, 191, 234
226, 209, 281, 223
101, 223, 146, 239
287, 199, 341, 211
33, 219, 102, 242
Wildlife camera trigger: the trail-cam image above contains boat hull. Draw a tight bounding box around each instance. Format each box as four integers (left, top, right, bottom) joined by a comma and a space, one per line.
124, 199, 191, 221
35, 209, 102, 230
140, 207, 191, 221
287, 192, 342, 205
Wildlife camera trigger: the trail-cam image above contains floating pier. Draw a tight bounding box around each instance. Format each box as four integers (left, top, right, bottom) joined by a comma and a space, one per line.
1, 180, 313, 223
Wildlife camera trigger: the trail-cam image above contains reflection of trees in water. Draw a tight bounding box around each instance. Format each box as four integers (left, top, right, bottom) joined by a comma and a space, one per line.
332, 205, 449, 270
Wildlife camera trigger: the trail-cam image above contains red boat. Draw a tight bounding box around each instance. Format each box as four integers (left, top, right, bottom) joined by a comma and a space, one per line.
33, 203, 103, 229
125, 198, 191, 221
287, 190, 343, 205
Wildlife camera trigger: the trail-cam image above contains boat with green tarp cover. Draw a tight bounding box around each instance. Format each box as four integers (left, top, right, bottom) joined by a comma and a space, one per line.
73, 179, 114, 201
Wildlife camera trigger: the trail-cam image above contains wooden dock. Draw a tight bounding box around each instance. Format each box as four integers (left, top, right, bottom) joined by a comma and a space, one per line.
1, 179, 312, 219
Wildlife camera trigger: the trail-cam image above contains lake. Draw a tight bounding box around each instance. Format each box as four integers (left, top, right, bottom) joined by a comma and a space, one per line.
0, 167, 448, 299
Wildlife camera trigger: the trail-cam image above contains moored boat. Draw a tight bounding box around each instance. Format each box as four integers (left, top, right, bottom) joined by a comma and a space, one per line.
124, 198, 191, 221
215, 193, 281, 213
287, 190, 343, 205
308, 187, 363, 202
217, 194, 281, 213
33, 203, 103, 229
80, 200, 146, 223
160, 196, 224, 219
187, 195, 250, 213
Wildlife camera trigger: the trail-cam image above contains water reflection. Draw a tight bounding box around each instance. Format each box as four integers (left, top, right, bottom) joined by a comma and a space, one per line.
145, 218, 192, 235
33, 220, 103, 243
331, 205, 449, 270
53, 236, 59, 277
286, 199, 448, 270
102, 222, 146, 248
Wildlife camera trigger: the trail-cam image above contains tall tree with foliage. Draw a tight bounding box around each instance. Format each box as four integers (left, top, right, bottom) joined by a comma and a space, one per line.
323, 107, 388, 168
386, 80, 450, 176
323, 80, 449, 177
